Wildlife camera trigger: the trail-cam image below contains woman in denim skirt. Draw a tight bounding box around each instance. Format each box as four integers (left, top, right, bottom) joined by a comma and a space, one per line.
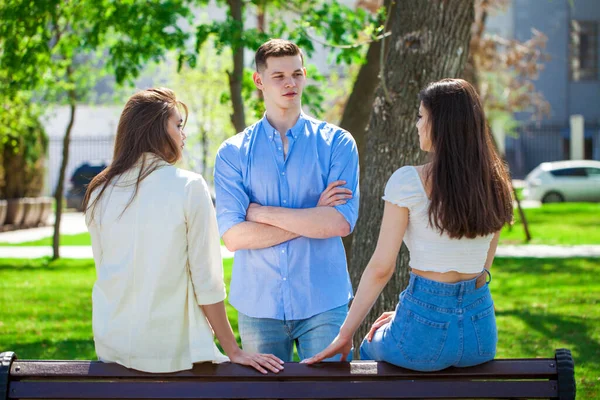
304, 79, 514, 371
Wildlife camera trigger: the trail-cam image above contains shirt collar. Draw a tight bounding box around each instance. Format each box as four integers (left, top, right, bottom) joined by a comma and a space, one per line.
261, 111, 306, 140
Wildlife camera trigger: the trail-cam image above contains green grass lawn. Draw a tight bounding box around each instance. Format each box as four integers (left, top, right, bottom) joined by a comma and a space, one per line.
0, 232, 92, 247
492, 257, 599, 397
0, 256, 598, 397
0, 257, 239, 361
500, 203, 600, 245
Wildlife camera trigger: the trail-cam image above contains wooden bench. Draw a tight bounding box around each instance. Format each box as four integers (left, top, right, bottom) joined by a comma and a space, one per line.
1, 349, 575, 399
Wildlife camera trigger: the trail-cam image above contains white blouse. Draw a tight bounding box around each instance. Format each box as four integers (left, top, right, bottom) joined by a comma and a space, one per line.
383, 166, 493, 274
85, 153, 229, 373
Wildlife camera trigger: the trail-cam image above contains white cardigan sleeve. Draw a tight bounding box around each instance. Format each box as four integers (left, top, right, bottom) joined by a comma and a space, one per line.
185, 176, 227, 305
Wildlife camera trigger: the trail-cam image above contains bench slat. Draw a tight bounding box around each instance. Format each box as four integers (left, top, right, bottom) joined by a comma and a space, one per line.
9, 380, 559, 399
10, 359, 558, 380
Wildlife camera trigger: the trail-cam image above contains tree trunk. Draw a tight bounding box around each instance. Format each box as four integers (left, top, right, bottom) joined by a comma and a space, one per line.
340, 0, 396, 262
227, 0, 246, 133
349, 0, 474, 356
53, 85, 77, 260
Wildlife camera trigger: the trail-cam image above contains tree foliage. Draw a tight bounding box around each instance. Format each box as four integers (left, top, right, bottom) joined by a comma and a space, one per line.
0, 0, 194, 258
469, 0, 550, 128
0, 92, 48, 199
180, 0, 385, 132
0, 0, 192, 98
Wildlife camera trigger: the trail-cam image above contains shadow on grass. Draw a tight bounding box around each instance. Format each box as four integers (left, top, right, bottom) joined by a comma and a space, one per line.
2, 339, 95, 360
496, 308, 599, 365
0, 257, 94, 271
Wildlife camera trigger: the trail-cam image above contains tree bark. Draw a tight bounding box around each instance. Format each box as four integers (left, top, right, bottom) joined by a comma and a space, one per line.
349, 0, 474, 356
53, 81, 76, 260
227, 0, 246, 133
339, 0, 396, 261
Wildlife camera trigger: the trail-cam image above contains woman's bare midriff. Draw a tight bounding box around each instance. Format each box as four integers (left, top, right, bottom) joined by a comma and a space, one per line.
411, 268, 481, 283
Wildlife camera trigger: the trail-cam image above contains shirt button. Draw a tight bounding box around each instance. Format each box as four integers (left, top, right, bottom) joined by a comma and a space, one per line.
283, 200, 287, 204
283, 277, 287, 281
281, 172, 286, 176
278, 147, 282, 151
281, 249, 285, 253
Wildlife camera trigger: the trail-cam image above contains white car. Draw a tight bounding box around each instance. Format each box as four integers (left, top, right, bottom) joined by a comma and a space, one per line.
523, 160, 600, 203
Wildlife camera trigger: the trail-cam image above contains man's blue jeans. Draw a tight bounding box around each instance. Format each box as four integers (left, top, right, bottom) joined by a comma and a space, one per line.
360, 272, 497, 371
238, 304, 350, 362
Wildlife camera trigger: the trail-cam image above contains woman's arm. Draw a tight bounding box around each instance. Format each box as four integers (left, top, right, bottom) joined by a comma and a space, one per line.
186, 178, 283, 373
302, 201, 409, 363
201, 301, 283, 373
484, 231, 501, 271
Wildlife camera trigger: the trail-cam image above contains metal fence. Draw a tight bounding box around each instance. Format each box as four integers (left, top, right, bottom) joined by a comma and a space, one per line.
46, 135, 115, 196
44, 125, 600, 193
505, 123, 600, 178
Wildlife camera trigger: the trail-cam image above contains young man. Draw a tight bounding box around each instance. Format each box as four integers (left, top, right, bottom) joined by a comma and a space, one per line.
214, 39, 359, 362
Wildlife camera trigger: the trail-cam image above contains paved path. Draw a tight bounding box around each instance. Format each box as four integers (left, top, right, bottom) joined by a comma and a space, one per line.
1, 212, 598, 259
0, 246, 235, 260
0, 213, 87, 244
495, 245, 600, 258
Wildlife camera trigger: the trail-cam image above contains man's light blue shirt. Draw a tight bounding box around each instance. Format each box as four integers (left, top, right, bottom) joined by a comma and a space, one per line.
214, 113, 359, 320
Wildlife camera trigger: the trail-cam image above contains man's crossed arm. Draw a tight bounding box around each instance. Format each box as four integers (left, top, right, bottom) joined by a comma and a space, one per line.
222, 181, 352, 252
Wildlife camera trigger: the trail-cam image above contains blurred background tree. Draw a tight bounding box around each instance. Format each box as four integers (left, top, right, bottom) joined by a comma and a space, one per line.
0, 92, 48, 199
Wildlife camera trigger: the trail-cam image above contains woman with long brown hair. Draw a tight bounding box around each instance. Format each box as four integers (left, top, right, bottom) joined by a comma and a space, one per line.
304, 79, 513, 371
84, 88, 283, 374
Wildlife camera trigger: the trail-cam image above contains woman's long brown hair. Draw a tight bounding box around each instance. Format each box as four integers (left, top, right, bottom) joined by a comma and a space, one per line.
83, 88, 188, 219
419, 79, 513, 239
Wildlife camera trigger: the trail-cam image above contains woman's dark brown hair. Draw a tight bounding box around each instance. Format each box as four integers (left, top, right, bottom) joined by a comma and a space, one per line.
83, 88, 188, 218
419, 78, 513, 239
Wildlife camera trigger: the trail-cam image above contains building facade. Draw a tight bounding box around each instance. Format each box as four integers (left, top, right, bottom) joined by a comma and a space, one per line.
488, 0, 600, 178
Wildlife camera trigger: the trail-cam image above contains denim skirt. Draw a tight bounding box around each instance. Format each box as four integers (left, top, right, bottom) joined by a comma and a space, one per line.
359, 271, 497, 371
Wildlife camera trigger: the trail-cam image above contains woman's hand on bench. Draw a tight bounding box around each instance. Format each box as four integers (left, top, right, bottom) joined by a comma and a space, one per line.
228, 349, 284, 374
301, 333, 353, 364
366, 311, 395, 342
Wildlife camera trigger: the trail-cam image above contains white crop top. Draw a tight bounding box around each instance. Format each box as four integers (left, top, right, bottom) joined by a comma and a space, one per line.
382, 166, 493, 274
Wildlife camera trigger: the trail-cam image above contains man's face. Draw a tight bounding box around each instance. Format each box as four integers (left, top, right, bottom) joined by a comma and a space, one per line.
254, 55, 306, 111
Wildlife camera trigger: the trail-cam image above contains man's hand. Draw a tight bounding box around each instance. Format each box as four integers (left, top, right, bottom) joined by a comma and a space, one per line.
317, 180, 353, 207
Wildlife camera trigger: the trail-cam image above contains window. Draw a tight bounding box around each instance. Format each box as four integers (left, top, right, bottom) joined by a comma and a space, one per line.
587, 168, 600, 177
550, 168, 588, 177
570, 20, 598, 81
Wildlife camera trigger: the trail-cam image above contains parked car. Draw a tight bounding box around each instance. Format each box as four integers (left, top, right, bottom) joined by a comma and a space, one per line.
523, 160, 600, 203
65, 162, 108, 211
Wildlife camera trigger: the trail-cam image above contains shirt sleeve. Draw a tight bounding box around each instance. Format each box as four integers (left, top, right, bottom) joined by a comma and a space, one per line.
214, 141, 249, 237
185, 176, 227, 306
382, 166, 423, 209
329, 129, 360, 232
